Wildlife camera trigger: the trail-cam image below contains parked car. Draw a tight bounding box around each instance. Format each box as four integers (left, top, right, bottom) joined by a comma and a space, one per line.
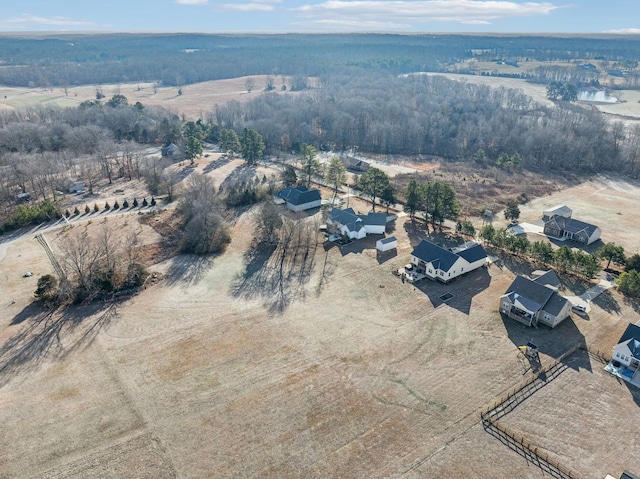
572, 304, 587, 314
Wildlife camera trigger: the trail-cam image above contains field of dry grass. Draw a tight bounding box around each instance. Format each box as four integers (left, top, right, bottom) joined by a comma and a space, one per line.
2, 173, 640, 477
0, 75, 294, 120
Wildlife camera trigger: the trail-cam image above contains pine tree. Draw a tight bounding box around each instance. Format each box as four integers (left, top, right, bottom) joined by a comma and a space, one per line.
142, 198, 148, 207
133, 198, 139, 207
113, 200, 120, 210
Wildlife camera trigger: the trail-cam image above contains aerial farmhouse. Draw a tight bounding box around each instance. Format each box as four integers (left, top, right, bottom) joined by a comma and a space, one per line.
499, 270, 572, 328
327, 207, 386, 240
542, 205, 601, 245
275, 185, 322, 212
409, 240, 487, 283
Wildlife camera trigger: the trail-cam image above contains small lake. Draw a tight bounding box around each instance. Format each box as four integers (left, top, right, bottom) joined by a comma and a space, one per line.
578, 90, 618, 103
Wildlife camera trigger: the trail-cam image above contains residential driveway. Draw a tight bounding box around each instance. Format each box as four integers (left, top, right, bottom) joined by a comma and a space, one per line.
565, 273, 616, 313
508, 222, 544, 235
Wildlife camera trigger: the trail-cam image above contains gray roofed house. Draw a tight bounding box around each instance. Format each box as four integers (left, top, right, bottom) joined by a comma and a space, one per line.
410, 240, 487, 283
276, 185, 322, 212
342, 156, 370, 172
531, 270, 562, 289
327, 207, 387, 239
161, 143, 178, 157
610, 323, 640, 386
499, 270, 572, 328
543, 210, 601, 245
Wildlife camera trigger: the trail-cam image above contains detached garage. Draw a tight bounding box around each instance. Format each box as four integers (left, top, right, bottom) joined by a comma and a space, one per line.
376, 236, 397, 252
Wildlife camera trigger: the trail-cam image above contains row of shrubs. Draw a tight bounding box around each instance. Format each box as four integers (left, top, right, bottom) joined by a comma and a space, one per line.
63, 197, 157, 217
2, 200, 61, 233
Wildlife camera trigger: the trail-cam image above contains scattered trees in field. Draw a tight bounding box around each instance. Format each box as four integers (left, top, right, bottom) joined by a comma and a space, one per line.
358, 167, 391, 212
617, 270, 640, 298
51, 226, 148, 303
402, 179, 458, 229
596, 242, 626, 270
240, 128, 265, 165
325, 156, 347, 199
281, 165, 298, 186
503, 200, 521, 223
298, 144, 320, 186
219, 129, 241, 157
178, 173, 231, 255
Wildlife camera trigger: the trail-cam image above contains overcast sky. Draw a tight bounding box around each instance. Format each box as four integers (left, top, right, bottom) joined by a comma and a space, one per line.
0, 0, 638, 34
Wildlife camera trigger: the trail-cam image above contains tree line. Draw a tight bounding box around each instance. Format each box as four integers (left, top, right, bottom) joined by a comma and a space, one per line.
212, 71, 640, 178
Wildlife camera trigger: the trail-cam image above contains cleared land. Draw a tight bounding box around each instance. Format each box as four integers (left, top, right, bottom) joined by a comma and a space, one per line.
493, 174, 640, 255
0, 75, 294, 120
2, 170, 640, 477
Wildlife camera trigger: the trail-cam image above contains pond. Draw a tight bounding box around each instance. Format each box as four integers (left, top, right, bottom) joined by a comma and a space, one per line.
578, 90, 618, 103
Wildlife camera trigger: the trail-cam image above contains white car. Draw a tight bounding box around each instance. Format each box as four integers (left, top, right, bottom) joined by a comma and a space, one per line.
572, 304, 587, 314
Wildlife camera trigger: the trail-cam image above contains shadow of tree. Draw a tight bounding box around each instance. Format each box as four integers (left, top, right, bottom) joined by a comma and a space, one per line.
203, 155, 233, 174
1, 302, 117, 388
163, 254, 216, 287
230, 236, 317, 315
592, 290, 622, 315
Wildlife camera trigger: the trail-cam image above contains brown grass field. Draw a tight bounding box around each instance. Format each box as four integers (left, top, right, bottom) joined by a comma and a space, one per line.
0, 75, 294, 120
2, 156, 640, 477
2, 71, 640, 477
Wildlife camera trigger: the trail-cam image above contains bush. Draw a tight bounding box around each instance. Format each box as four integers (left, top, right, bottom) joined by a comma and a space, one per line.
85, 205, 90, 214
142, 198, 148, 207
64, 209, 71, 217
122, 199, 129, 208
150, 197, 156, 206
133, 198, 139, 207
113, 200, 120, 210
104, 202, 111, 211
93, 204, 99, 213
34, 274, 58, 305
2, 200, 60, 231
74, 206, 80, 216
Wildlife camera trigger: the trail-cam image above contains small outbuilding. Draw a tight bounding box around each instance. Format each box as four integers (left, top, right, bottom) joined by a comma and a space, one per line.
161, 143, 178, 157
543, 205, 572, 222
376, 236, 397, 252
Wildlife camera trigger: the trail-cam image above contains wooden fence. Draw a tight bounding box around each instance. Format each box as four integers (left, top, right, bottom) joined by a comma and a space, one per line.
480, 342, 585, 479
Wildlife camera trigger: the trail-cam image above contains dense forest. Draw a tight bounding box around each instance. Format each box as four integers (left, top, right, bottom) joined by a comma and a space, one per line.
214, 71, 640, 176
1, 33, 640, 88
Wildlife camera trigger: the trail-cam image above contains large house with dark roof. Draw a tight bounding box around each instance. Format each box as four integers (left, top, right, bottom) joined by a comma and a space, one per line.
409, 240, 487, 283
327, 207, 386, 239
499, 270, 572, 328
275, 185, 322, 212
542, 205, 601, 245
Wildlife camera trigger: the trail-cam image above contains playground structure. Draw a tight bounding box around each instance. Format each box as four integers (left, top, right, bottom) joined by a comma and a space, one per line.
517, 342, 541, 374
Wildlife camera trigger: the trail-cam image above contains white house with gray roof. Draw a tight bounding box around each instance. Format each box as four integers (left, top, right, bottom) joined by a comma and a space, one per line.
327, 207, 387, 239
499, 270, 572, 328
410, 240, 487, 283
612, 324, 640, 379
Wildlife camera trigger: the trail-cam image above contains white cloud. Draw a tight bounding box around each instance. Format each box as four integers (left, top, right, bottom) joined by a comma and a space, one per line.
292, 0, 561, 27
176, 0, 209, 4
0, 13, 96, 29
220, 2, 276, 10
603, 28, 640, 34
